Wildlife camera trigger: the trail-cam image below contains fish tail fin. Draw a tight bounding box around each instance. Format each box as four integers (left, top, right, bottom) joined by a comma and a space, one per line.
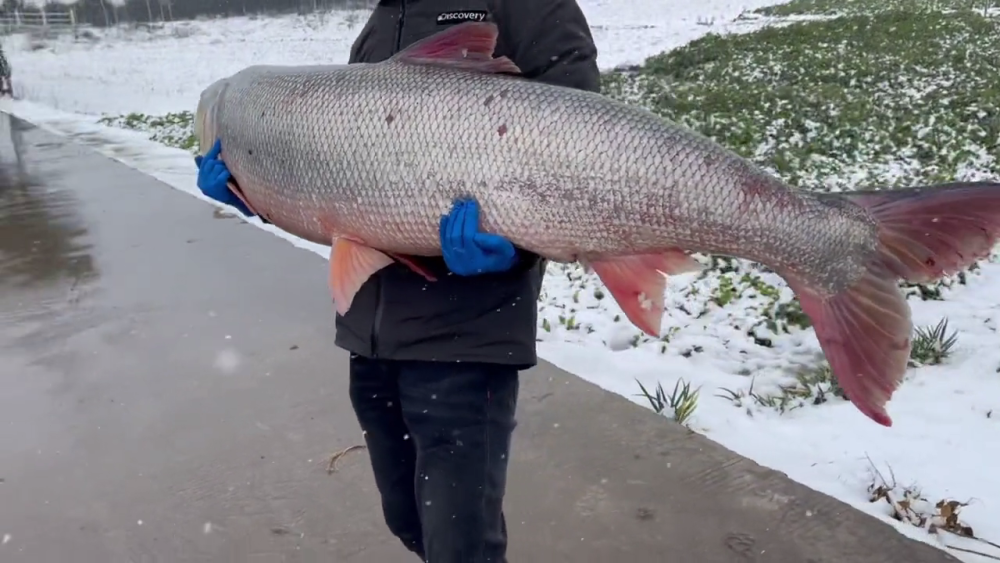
839, 182, 1000, 281
784, 181, 1000, 426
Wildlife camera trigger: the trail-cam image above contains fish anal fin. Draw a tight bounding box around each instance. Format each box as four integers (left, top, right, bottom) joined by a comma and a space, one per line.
586, 249, 702, 337
329, 238, 394, 315
391, 22, 521, 75
387, 252, 438, 282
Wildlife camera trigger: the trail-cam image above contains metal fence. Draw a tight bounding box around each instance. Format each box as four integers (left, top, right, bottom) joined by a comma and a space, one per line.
0, 1, 381, 32
0, 10, 78, 36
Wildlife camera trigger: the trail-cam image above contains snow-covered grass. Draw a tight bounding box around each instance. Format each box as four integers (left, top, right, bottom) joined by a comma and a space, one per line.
757, 0, 1000, 16
2, 1, 1000, 561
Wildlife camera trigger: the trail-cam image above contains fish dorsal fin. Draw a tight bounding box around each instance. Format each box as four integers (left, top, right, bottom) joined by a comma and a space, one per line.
391, 21, 521, 75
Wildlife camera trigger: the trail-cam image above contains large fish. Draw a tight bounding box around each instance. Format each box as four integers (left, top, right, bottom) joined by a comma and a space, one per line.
194, 21, 1000, 427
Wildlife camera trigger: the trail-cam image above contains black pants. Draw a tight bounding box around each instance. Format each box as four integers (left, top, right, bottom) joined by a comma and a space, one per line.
348, 355, 519, 563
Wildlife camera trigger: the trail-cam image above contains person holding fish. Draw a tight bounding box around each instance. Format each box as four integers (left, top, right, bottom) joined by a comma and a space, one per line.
194, 1, 601, 561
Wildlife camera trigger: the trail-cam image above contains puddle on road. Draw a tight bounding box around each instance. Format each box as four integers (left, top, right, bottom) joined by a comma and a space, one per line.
0, 112, 98, 326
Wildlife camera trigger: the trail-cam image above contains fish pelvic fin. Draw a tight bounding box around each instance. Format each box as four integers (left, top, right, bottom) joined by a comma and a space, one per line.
787, 181, 1000, 427
329, 240, 441, 315
586, 250, 704, 337
391, 22, 522, 75
329, 238, 394, 316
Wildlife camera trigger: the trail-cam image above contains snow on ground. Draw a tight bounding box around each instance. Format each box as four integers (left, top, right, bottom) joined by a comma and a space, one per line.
3, 0, 787, 116
2, 2, 999, 561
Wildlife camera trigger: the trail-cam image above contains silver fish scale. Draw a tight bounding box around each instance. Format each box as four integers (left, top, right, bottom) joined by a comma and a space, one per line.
203, 59, 878, 292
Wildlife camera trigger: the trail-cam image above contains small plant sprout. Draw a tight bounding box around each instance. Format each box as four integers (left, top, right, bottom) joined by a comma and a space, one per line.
636, 378, 700, 425
909, 318, 959, 367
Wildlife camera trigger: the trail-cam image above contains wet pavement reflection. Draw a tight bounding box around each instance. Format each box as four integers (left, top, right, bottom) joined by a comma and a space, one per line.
0, 114, 103, 388
0, 112, 97, 296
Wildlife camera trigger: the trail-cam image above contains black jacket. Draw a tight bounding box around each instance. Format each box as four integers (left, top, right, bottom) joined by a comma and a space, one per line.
334, 0, 600, 366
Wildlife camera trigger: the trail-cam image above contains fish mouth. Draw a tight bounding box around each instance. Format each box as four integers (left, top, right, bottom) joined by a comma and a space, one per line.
194, 78, 228, 156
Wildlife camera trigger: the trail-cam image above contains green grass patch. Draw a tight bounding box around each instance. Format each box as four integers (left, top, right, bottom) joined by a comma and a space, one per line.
98, 111, 197, 152
756, 0, 998, 17
717, 363, 846, 415
602, 10, 1000, 189
715, 316, 960, 415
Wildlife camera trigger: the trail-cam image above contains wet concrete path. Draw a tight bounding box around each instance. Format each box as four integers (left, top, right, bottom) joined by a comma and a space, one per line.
0, 114, 959, 562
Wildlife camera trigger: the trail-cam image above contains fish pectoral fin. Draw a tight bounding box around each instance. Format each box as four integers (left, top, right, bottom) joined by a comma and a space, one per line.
329, 239, 395, 316
587, 250, 702, 337
391, 22, 521, 75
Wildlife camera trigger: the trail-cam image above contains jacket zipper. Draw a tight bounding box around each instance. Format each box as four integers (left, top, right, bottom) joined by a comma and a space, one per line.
371, 277, 384, 358
372, 1, 407, 358
394, 0, 406, 53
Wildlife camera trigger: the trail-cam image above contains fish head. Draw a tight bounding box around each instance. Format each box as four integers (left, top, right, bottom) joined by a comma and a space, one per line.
194, 78, 228, 156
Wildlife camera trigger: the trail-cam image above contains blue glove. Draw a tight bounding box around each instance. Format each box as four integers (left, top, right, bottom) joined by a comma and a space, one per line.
194, 139, 255, 218
440, 198, 517, 276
